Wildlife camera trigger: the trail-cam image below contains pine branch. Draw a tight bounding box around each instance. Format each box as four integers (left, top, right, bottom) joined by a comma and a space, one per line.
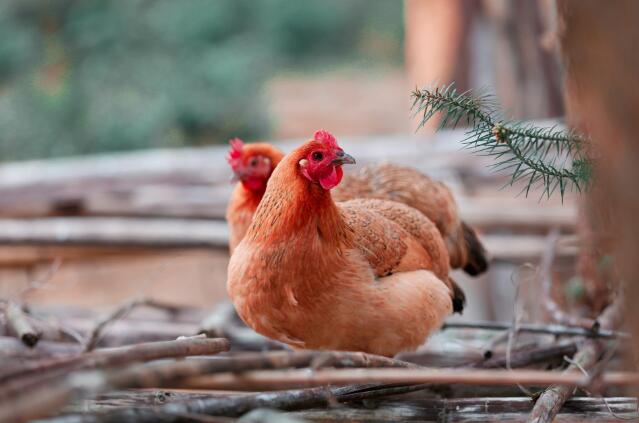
411, 84, 592, 199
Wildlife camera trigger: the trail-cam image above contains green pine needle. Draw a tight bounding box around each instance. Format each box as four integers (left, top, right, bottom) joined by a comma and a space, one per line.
411, 84, 591, 199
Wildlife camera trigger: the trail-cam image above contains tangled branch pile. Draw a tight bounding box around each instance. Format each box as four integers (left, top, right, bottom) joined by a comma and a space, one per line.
0, 298, 634, 423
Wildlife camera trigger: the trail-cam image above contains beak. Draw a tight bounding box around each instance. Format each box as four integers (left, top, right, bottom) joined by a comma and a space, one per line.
332, 151, 356, 166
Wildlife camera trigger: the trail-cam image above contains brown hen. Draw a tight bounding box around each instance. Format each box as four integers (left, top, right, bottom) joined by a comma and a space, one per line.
227, 131, 460, 356
225, 139, 284, 253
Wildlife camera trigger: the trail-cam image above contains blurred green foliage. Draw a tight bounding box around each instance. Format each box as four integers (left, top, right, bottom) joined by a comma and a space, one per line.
0, 0, 403, 161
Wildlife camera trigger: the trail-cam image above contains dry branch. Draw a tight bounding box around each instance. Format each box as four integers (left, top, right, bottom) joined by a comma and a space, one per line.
0, 338, 230, 411
83, 299, 186, 352
103, 349, 417, 393
476, 342, 578, 369
30, 384, 433, 423
291, 396, 638, 422
0, 337, 230, 386
4, 302, 41, 347
0, 349, 415, 422
38, 394, 639, 423
527, 294, 625, 423
0, 336, 82, 359
441, 320, 628, 339
62, 317, 202, 349
177, 367, 639, 391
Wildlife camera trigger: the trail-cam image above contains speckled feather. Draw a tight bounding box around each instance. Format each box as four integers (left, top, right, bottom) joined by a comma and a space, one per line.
341, 198, 450, 281
334, 162, 486, 273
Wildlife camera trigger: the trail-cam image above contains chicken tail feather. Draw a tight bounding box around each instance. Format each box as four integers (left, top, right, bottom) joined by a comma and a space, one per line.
449, 277, 466, 314
461, 221, 489, 276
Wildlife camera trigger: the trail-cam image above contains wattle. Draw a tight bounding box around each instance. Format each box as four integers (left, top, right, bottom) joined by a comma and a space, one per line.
319, 166, 343, 190
242, 177, 266, 192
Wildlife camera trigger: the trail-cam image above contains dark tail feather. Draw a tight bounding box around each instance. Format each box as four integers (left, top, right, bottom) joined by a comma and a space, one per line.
461, 221, 489, 276
449, 277, 466, 314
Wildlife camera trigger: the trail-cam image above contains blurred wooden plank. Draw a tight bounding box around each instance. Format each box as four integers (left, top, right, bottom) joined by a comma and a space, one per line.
484, 234, 577, 262
459, 200, 576, 231
0, 187, 577, 235
0, 133, 498, 218
0, 218, 228, 248
0, 245, 171, 267
0, 217, 575, 267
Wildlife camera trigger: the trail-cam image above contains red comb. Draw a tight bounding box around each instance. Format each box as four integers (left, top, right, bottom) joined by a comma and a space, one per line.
314, 129, 338, 149
227, 138, 244, 167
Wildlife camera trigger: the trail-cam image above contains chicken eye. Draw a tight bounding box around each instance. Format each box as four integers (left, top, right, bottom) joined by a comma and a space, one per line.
249, 158, 259, 167
312, 151, 324, 161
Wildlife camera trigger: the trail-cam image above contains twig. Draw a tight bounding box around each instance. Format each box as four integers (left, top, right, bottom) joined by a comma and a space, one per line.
476, 342, 578, 369
0, 337, 230, 389
0, 349, 415, 422
527, 294, 625, 423
40, 394, 639, 423
65, 317, 202, 349
4, 301, 41, 347
31, 384, 432, 423
441, 320, 628, 339
291, 396, 638, 422
539, 229, 597, 329
103, 349, 418, 392
176, 367, 639, 391
0, 336, 82, 359
83, 298, 184, 352
0, 338, 229, 408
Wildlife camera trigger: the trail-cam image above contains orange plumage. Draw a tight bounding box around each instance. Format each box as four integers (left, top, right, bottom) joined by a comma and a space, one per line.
225, 139, 284, 253
227, 131, 460, 356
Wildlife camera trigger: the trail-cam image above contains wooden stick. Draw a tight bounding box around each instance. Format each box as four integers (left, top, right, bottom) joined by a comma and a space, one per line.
0, 349, 415, 422
102, 349, 417, 393
83, 298, 186, 352
441, 320, 629, 339
39, 395, 639, 423
4, 302, 41, 347
291, 396, 638, 422
0, 336, 82, 359
527, 294, 625, 423
0, 337, 230, 385
475, 342, 578, 369
62, 316, 203, 349
177, 367, 639, 391
0, 338, 230, 408
9, 383, 428, 423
